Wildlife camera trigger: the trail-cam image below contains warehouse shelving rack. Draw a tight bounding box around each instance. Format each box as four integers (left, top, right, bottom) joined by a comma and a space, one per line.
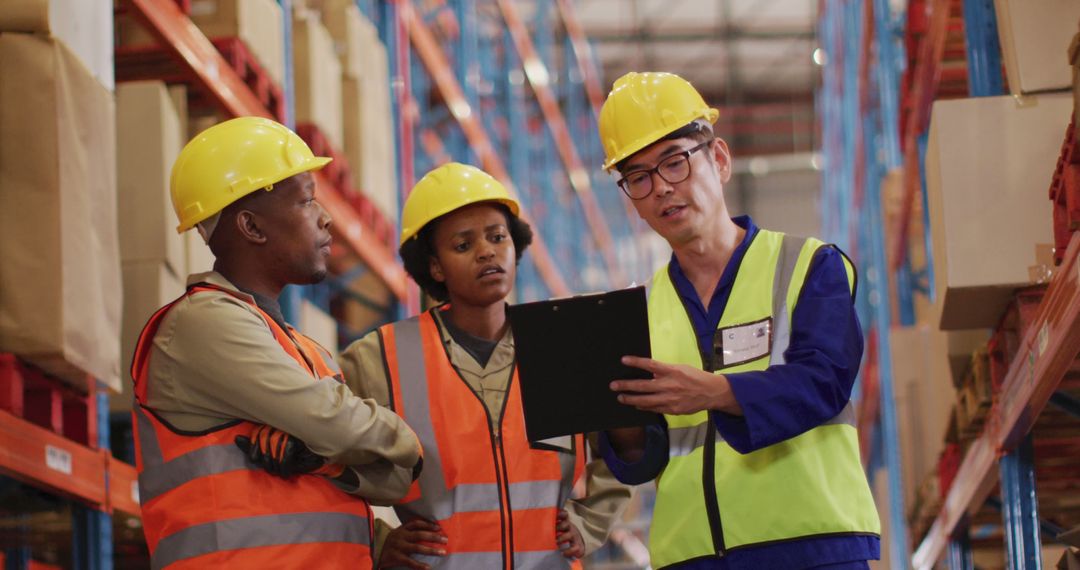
0, 353, 138, 569
122, 0, 410, 303
3, 1, 644, 567
822, 0, 1080, 567
371, 0, 653, 300
819, 0, 910, 566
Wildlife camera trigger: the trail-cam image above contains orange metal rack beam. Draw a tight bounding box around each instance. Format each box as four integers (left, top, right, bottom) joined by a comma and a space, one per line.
404, 1, 571, 296
122, 0, 409, 301
553, 0, 606, 116
0, 410, 107, 509
911, 230, 1080, 568
496, 0, 625, 287
107, 454, 141, 516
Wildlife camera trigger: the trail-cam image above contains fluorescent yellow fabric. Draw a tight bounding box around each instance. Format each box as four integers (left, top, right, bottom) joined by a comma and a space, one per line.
647, 229, 879, 568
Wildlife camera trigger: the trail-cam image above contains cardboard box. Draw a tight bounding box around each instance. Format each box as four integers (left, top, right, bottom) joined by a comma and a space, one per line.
925, 94, 1070, 330
343, 39, 399, 223
185, 230, 216, 275
890, 325, 957, 510
117, 81, 186, 275
113, 261, 184, 412
298, 300, 338, 359
116, 0, 284, 88
0, 0, 114, 90
0, 34, 121, 391
293, 10, 343, 150
315, 0, 371, 79
1058, 525, 1080, 569
994, 0, 1080, 96
946, 329, 990, 387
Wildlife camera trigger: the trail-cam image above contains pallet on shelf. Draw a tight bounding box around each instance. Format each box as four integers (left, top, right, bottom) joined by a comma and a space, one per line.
956, 349, 991, 438
115, 36, 285, 122
1050, 118, 1080, 264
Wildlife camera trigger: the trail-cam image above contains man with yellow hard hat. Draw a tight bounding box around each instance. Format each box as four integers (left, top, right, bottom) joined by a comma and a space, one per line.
598, 72, 880, 569
128, 116, 421, 568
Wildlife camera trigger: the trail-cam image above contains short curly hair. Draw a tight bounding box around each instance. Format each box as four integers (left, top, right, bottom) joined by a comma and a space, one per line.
399, 203, 533, 302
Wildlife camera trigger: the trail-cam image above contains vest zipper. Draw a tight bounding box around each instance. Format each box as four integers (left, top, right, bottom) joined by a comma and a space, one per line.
667, 265, 729, 558
433, 312, 516, 568
702, 416, 726, 555
488, 426, 514, 569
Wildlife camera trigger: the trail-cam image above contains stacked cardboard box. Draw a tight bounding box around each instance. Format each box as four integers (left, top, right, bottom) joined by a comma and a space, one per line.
116, 0, 285, 88
299, 300, 339, 359
293, 9, 343, 150
113, 81, 190, 411
925, 94, 1070, 330
889, 325, 960, 510
114, 263, 184, 411
117, 82, 186, 276
0, 33, 120, 391
318, 2, 399, 223
993, 0, 1080, 96
0, 0, 114, 90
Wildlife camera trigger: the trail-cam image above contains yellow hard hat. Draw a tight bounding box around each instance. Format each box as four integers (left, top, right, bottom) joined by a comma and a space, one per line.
400, 162, 520, 246
169, 116, 331, 233
598, 72, 719, 171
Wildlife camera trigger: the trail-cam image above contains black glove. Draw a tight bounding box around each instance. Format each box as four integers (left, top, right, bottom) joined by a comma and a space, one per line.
235, 425, 326, 479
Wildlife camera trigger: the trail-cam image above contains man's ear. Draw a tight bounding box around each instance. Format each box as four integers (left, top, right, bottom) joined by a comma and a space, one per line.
712, 139, 733, 184
429, 255, 446, 283
235, 210, 268, 245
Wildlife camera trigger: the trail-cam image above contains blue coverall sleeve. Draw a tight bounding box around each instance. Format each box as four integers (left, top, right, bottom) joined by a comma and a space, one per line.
598, 423, 670, 485
712, 246, 864, 454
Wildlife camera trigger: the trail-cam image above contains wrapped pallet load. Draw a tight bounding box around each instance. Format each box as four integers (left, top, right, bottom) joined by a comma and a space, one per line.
0, 0, 114, 90
0, 33, 121, 391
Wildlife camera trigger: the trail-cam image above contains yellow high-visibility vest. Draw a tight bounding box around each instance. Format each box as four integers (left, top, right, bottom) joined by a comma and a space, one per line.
647, 229, 880, 569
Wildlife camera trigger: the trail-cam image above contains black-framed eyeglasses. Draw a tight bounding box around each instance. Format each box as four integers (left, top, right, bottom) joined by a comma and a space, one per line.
616, 140, 714, 200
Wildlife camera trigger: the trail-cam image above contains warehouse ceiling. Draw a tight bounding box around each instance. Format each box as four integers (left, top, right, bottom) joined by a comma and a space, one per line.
576, 0, 818, 97
574, 0, 820, 158
571, 0, 824, 237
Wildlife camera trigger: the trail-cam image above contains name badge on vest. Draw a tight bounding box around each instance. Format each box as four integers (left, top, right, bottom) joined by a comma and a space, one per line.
714, 317, 772, 368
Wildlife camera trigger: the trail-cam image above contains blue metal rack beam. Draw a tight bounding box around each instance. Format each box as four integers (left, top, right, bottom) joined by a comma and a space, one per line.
818, 0, 910, 567
999, 436, 1043, 569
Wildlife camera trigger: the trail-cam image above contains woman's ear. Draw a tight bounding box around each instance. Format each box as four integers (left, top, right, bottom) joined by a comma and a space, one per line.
429, 255, 445, 283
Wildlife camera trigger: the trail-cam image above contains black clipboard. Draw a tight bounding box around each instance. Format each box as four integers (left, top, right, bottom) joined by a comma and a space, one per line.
508, 286, 662, 442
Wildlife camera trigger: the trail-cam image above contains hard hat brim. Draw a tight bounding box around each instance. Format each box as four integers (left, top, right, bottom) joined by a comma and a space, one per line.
602, 108, 719, 171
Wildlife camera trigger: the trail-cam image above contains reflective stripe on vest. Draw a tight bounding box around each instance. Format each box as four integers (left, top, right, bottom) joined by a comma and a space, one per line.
382, 311, 584, 570
647, 230, 880, 569
131, 284, 374, 569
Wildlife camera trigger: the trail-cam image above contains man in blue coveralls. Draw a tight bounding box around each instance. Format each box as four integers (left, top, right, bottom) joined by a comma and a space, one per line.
598, 72, 881, 570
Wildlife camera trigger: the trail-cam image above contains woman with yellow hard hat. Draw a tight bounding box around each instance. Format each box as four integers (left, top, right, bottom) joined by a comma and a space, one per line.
339, 162, 633, 570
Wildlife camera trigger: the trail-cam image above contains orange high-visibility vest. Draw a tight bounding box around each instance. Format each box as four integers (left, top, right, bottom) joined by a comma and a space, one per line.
379, 309, 586, 570
131, 284, 374, 569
